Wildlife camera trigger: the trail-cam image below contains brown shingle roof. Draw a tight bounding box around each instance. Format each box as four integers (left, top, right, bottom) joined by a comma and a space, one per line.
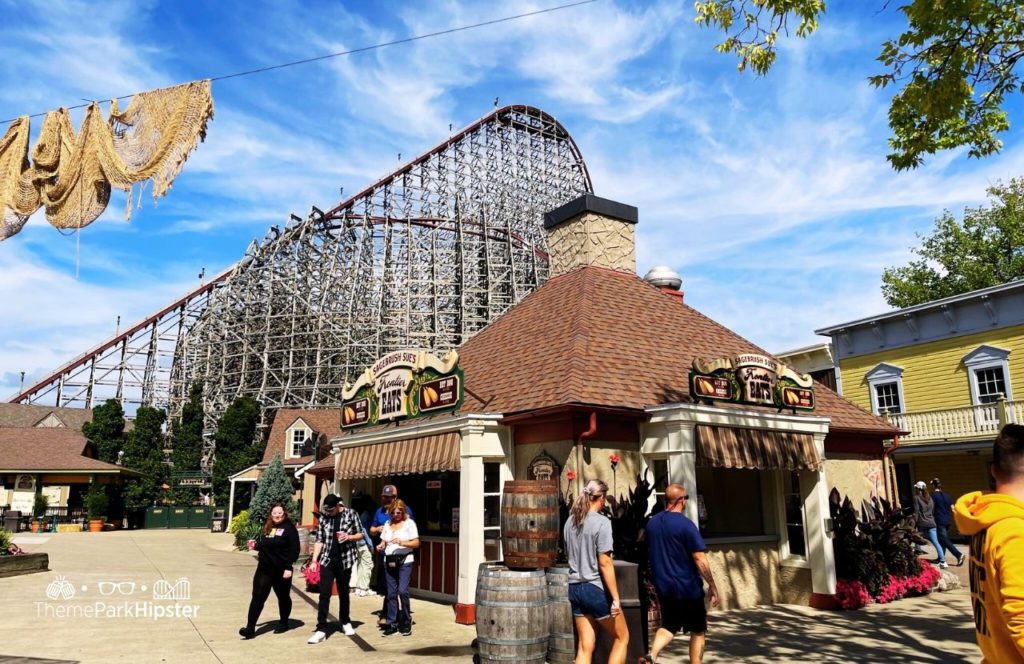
456, 266, 895, 435
261, 409, 341, 466
0, 403, 93, 431
0, 428, 133, 473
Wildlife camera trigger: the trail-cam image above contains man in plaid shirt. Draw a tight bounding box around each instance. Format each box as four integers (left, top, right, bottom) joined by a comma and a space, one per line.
307, 494, 364, 644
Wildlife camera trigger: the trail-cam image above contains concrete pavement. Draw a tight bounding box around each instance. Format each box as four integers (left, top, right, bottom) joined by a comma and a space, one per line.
0, 530, 982, 663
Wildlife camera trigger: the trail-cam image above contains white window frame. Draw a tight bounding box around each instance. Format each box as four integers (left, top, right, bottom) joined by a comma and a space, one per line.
963, 345, 1013, 404
774, 470, 810, 568
287, 425, 308, 459
643, 455, 672, 513
482, 459, 507, 561
865, 363, 905, 415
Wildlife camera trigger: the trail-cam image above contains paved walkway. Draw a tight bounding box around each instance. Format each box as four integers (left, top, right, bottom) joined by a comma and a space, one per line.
0, 530, 981, 663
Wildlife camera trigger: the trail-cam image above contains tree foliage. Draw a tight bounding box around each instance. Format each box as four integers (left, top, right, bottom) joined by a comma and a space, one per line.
882, 177, 1024, 307
696, 0, 1024, 169
211, 397, 263, 505
248, 455, 298, 525
82, 399, 125, 464
169, 383, 205, 504
121, 406, 168, 509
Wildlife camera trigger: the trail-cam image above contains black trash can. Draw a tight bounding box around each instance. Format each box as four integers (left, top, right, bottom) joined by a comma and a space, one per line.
4, 510, 22, 533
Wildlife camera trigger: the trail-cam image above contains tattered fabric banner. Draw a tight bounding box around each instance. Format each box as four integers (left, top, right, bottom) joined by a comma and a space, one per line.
0, 80, 214, 241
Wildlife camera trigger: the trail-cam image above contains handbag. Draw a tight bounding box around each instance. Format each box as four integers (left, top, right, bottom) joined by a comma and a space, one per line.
384, 553, 406, 569
301, 561, 320, 585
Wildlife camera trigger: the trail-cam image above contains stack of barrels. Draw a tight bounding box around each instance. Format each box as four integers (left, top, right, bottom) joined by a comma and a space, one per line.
476, 480, 574, 664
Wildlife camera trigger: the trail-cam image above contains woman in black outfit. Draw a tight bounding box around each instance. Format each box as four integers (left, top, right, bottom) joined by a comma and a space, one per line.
239, 503, 300, 639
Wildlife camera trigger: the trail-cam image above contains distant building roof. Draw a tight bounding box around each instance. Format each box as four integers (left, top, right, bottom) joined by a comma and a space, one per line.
0, 403, 93, 431
0, 428, 134, 474
815, 279, 1024, 335
261, 409, 341, 467
452, 265, 895, 436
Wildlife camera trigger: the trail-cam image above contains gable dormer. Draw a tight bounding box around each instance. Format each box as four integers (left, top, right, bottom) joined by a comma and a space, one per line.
285, 417, 314, 459
34, 412, 68, 428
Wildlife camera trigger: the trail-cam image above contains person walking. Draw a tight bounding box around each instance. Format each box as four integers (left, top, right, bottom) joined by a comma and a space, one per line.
239, 503, 300, 639
307, 494, 364, 644
955, 423, 1024, 662
930, 478, 965, 567
640, 484, 720, 664
563, 479, 628, 664
350, 494, 376, 597
913, 480, 946, 567
376, 498, 420, 636
369, 484, 414, 625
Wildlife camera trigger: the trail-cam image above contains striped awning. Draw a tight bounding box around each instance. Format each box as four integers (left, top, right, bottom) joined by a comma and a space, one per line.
695, 425, 821, 471
335, 432, 461, 479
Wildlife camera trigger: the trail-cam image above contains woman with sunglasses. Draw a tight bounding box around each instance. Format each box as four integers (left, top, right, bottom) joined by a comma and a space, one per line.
564, 479, 628, 664
376, 498, 420, 636
240, 503, 300, 639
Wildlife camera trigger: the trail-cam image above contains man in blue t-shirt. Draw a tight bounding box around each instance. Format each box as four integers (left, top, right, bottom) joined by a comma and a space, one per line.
930, 477, 965, 566
641, 484, 720, 664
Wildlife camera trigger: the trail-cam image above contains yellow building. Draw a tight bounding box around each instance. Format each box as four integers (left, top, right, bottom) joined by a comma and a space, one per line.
816, 281, 1024, 509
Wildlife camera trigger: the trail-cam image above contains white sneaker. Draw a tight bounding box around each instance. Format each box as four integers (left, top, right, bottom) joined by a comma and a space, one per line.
342, 623, 356, 636
939, 561, 949, 569
307, 630, 327, 644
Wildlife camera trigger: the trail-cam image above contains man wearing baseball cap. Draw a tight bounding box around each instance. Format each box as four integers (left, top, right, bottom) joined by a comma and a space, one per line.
370, 485, 414, 626
307, 494, 364, 644
929, 478, 965, 567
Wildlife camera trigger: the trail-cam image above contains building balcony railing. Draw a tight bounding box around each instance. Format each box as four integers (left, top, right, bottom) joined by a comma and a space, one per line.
887, 398, 1021, 445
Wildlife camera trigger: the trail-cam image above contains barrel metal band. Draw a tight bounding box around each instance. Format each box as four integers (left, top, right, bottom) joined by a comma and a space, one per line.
477, 635, 549, 646
478, 600, 547, 608
503, 531, 560, 539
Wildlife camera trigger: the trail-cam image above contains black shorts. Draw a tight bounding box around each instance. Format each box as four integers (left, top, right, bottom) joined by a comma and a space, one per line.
658, 594, 707, 634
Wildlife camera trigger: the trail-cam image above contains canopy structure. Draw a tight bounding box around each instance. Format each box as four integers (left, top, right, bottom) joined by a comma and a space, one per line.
336, 432, 461, 479
695, 425, 821, 471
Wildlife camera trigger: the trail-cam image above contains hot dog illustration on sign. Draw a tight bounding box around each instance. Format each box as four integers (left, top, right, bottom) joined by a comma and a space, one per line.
690, 354, 815, 411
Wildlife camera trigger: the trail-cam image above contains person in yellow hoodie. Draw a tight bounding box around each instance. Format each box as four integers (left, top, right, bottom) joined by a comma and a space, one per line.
955, 423, 1024, 662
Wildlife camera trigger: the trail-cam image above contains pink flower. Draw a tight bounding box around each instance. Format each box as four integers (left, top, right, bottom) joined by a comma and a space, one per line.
835, 578, 870, 610
566, 470, 577, 482
609, 454, 621, 468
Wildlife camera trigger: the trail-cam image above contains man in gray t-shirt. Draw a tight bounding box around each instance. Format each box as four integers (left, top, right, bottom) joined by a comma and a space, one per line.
563, 511, 614, 588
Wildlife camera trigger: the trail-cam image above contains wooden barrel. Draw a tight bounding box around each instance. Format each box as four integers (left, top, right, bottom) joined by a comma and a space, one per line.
546, 566, 575, 664
500, 480, 559, 569
475, 563, 549, 663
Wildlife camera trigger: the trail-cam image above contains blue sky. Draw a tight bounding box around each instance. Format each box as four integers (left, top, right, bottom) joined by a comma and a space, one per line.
3, 0, 1024, 397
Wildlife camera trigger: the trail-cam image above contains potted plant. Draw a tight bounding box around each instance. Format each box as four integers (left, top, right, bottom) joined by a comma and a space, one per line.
31, 494, 49, 533
85, 487, 109, 533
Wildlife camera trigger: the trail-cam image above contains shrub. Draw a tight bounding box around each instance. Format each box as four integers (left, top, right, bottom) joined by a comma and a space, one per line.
228, 509, 250, 535
229, 509, 263, 550
33, 493, 49, 519
0, 527, 12, 556
830, 489, 940, 609
835, 579, 871, 610
85, 486, 109, 520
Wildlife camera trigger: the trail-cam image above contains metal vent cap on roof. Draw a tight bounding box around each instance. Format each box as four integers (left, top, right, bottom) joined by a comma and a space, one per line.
643, 266, 682, 290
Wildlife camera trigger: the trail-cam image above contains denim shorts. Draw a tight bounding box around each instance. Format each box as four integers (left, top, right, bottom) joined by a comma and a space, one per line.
568, 582, 612, 620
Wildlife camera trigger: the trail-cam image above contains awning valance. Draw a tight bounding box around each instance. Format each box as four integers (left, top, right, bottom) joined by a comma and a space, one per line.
695, 425, 820, 471
336, 432, 461, 479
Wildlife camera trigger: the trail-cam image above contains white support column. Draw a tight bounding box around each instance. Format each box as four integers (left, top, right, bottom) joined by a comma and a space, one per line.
457, 453, 485, 621
802, 433, 836, 597
668, 422, 698, 524
227, 480, 237, 522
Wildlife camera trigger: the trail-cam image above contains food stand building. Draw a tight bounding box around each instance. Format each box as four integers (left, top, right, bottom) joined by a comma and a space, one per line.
329, 195, 898, 623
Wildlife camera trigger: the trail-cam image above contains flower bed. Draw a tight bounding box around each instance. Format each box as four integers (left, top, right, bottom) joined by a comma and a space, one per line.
836, 563, 942, 610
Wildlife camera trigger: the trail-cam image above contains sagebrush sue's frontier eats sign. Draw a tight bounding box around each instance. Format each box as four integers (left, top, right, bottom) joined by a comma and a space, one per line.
689, 353, 815, 411
340, 349, 463, 428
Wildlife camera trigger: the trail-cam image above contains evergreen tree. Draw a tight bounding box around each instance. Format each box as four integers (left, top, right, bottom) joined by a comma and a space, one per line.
121, 406, 168, 509
248, 455, 298, 524
169, 383, 205, 504
82, 399, 125, 463
211, 397, 262, 505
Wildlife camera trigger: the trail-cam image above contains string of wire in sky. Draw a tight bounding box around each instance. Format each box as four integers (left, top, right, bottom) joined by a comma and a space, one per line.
2, 0, 598, 124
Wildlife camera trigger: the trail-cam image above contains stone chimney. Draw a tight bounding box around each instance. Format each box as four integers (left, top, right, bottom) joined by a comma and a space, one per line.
543, 194, 638, 278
